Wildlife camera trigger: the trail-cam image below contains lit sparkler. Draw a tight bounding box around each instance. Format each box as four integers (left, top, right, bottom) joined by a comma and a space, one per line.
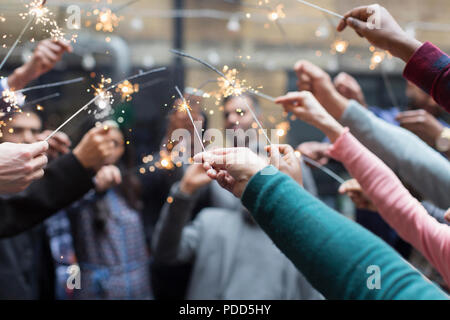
116, 80, 139, 101
171, 50, 345, 185
94, 8, 123, 33
174, 86, 206, 152
44, 67, 166, 141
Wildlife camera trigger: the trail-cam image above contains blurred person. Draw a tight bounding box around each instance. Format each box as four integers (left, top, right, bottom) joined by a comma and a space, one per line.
336, 4, 449, 112
55, 122, 151, 300
151, 95, 321, 300
0, 109, 116, 299
193, 146, 448, 300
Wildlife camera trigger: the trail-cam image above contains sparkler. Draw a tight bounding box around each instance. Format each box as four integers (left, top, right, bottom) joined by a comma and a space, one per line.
296, 0, 344, 19
16, 77, 84, 94
44, 67, 166, 141
171, 50, 345, 185
174, 86, 206, 152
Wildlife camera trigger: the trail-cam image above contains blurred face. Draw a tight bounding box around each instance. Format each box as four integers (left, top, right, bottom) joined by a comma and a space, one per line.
406, 82, 443, 116
224, 96, 256, 131
1, 112, 42, 144
105, 128, 125, 165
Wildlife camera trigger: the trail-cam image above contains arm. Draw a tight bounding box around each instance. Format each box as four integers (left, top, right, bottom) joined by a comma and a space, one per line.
242, 169, 448, 300
328, 130, 450, 287
0, 153, 94, 238
340, 100, 450, 208
403, 42, 450, 113
151, 182, 201, 265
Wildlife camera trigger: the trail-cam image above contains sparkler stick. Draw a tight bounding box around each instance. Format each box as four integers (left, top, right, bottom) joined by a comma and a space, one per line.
171, 50, 345, 185
16, 77, 84, 94
113, 0, 141, 14
44, 67, 166, 141
174, 86, 206, 152
0, 16, 35, 71
296, 0, 344, 19
22, 92, 60, 107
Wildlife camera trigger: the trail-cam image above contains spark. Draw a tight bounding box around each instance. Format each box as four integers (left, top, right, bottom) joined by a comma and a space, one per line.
370, 51, 386, 69
268, 4, 286, 21
94, 8, 123, 33
174, 86, 205, 152
44, 67, 166, 141
116, 80, 139, 101
332, 39, 349, 54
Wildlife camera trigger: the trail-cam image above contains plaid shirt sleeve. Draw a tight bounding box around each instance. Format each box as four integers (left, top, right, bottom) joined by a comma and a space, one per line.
403, 42, 450, 113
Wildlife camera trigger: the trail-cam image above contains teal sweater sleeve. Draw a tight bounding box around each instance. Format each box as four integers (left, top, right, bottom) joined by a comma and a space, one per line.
241, 168, 448, 300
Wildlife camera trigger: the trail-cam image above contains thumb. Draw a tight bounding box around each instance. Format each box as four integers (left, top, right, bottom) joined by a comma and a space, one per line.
268, 145, 281, 168
28, 141, 49, 157
346, 17, 368, 37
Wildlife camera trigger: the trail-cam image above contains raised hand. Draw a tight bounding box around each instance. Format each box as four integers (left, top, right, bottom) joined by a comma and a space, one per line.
94, 165, 122, 193
333, 72, 367, 107
0, 141, 48, 194
395, 110, 444, 147
179, 163, 212, 195
266, 144, 303, 186
336, 4, 422, 62
339, 179, 377, 212
297, 141, 331, 166
275, 91, 345, 142
37, 130, 71, 160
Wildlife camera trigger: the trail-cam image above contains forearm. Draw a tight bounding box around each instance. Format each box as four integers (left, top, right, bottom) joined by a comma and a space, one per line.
328, 131, 450, 285
151, 182, 198, 264
242, 169, 447, 300
0, 153, 94, 238
340, 100, 450, 208
403, 42, 450, 112
6, 65, 35, 90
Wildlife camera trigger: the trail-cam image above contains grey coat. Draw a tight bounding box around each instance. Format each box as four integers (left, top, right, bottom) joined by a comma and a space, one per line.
152, 180, 322, 300
340, 100, 450, 209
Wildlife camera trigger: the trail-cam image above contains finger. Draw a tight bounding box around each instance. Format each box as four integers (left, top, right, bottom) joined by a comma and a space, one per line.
112, 167, 122, 185
444, 209, 450, 223
28, 154, 48, 171
37, 46, 59, 62
26, 168, 45, 182
53, 39, 73, 53
27, 141, 49, 158
346, 16, 369, 37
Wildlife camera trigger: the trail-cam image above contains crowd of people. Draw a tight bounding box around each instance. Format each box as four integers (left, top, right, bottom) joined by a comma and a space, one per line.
0, 4, 449, 300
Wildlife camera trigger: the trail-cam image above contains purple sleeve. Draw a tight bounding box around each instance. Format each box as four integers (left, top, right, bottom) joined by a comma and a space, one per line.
403, 42, 450, 113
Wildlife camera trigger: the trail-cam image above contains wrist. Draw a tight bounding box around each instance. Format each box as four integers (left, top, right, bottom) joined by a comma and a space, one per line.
318, 118, 345, 143
7, 66, 32, 90
179, 180, 196, 195
389, 35, 422, 63
73, 147, 91, 170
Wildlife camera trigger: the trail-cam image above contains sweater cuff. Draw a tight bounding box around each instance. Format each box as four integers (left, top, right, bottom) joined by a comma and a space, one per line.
403, 42, 449, 94
242, 165, 282, 214
326, 127, 350, 161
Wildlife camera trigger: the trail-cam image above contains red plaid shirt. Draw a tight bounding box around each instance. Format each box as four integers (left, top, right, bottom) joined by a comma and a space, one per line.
403, 42, 450, 113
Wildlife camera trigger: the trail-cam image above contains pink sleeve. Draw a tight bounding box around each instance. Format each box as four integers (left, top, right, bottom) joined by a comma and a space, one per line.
403, 42, 450, 113
328, 129, 450, 286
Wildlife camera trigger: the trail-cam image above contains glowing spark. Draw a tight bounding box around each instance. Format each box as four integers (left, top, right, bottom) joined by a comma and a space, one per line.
268, 4, 286, 21
332, 40, 349, 54
116, 80, 139, 101
44, 67, 166, 141
370, 51, 386, 69
94, 8, 123, 33
174, 86, 205, 152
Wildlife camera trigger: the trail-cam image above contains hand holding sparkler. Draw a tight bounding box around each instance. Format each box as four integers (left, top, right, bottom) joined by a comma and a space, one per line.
179, 163, 212, 196
72, 125, 118, 172
0, 141, 48, 194
333, 72, 367, 107
8, 39, 73, 90
275, 91, 345, 143
294, 60, 349, 120
94, 165, 122, 193
337, 4, 422, 62
37, 130, 71, 160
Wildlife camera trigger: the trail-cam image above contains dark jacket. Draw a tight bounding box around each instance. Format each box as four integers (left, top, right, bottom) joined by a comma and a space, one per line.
0, 152, 95, 238
0, 152, 95, 299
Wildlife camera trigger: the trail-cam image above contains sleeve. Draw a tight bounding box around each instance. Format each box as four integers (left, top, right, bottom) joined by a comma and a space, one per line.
328, 130, 450, 287
151, 182, 202, 265
241, 168, 448, 300
340, 100, 450, 209
403, 42, 450, 113
0, 152, 95, 238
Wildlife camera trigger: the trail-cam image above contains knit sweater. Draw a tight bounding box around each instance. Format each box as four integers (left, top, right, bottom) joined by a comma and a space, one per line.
328, 129, 450, 287
403, 42, 450, 113
242, 168, 448, 300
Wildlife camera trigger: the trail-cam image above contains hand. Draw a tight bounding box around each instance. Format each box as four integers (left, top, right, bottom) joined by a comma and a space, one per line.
333, 72, 367, 107
396, 110, 444, 147
445, 209, 450, 223
297, 141, 331, 166
179, 163, 212, 195
275, 91, 345, 142
8, 39, 73, 90
73, 126, 117, 171
0, 141, 48, 194
194, 148, 268, 198
339, 179, 377, 212
336, 4, 422, 62
294, 60, 349, 120
94, 165, 122, 193
37, 130, 71, 160
266, 144, 303, 186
